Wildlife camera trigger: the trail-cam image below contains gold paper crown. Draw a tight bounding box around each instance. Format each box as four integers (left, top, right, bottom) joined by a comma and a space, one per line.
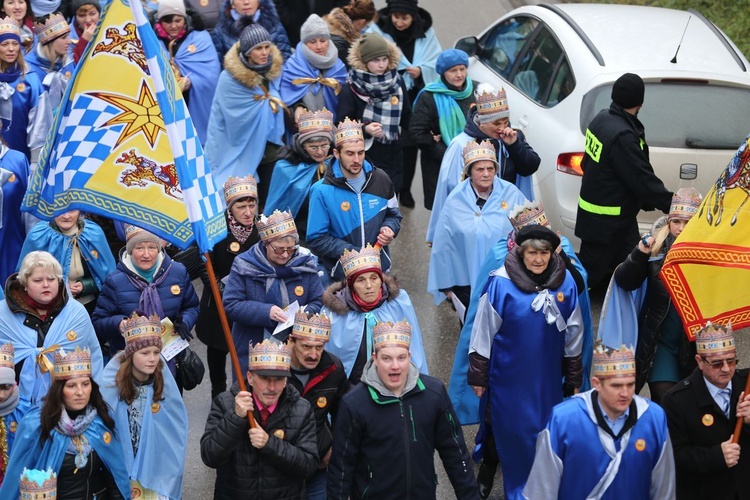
33, 13, 70, 45
593, 345, 636, 379
121, 312, 162, 347
20, 468, 57, 500
0, 342, 14, 369
53, 347, 92, 381
298, 108, 334, 140
340, 244, 381, 279
256, 210, 297, 242
248, 339, 292, 373
669, 187, 702, 221
292, 311, 331, 343
373, 320, 411, 351
509, 200, 549, 233
695, 321, 734, 357
0, 17, 21, 40
224, 175, 258, 207
462, 139, 498, 169
475, 87, 509, 120
334, 117, 364, 146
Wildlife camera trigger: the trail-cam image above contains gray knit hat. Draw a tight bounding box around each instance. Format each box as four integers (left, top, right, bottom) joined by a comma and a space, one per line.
300, 14, 329, 43
239, 22, 271, 55
125, 224, 162, 255
358, 32, 390, 64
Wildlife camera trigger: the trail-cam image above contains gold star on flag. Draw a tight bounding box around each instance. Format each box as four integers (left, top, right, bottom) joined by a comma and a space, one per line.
89, 81, 165, 148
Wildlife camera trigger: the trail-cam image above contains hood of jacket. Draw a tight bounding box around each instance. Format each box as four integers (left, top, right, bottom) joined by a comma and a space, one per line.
224, 42, 283, 88
347, 34, 402, 72
376, 6, 432, 40
4, 273, 69, 317
325, 8, 360, 44
322, 274, 400, 315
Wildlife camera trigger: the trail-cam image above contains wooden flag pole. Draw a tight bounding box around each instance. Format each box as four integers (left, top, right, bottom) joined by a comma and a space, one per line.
732, 376, 750, 443
204, 252, 256, 429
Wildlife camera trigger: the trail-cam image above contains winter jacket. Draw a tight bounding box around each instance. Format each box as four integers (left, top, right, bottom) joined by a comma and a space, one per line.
287, 350, 349, 458
92, 252, 200, 353
57, 450, 125, 500
222, 243, 324, 374
200, 382, 319, 500
327, 361, 479, 500
306, 159, 402, 282
211, 0, 292, 64
576, 102, 673, 244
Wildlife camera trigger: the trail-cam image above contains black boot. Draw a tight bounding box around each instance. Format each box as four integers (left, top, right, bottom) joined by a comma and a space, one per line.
477, 460, 496, 500
399, 190, 415, 208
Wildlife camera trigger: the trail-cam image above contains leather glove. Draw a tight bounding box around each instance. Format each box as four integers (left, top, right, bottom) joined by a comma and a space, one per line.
173, 315, 193, 341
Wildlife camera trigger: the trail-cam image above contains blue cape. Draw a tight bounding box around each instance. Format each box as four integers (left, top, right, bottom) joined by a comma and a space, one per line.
0, 297, 103, 405
264, 157, 329, 216
0, 407, 131, 499
448, 234, 594, 425
367, 24, 441, 91
427, 177, 527, 305
598, 269, 648, 349
160, 30, 220, 146
279, 42, 347, 122
0, 147, 30, 284
99, 354, 188, 499
1, 72, 43, 159
19, 219, 116, 292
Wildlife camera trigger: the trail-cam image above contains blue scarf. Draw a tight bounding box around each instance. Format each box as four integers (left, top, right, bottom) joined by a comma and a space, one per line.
418, 78, 474, 146
0, 63, 22, 83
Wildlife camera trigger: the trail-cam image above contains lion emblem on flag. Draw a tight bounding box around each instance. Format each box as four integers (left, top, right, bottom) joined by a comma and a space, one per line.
118, 149, 182, 199
93, 23, 149, 73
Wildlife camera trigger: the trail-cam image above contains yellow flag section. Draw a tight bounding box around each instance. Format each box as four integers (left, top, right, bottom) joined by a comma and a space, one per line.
661, 135, 750, 340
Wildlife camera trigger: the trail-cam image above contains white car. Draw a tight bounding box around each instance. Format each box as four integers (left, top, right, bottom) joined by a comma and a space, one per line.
456, 3, 750, 249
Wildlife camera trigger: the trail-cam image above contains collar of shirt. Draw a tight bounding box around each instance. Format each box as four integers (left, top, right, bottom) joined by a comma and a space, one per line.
704, 377, 732, 406
597, 397, 629, 435
252, 393, 279, 415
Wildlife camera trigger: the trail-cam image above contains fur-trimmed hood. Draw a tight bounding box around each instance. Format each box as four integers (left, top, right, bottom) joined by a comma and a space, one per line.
347, 35, 402, 72
223, 43, 283, 88
322, 274, 401, 315
324, 8, 361, 45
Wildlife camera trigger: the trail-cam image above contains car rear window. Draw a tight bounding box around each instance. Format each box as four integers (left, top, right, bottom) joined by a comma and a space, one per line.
580, 82, 750, 149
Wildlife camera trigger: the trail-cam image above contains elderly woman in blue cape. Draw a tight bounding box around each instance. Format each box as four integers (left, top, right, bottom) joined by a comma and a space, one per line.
321, 245, 427, 384
0, 251, 103, 406
24, 14, 74, 111
154, 0, 220, 146
100, 312, 188, 499
0, 139, 29, 284
0, 347, 130, 499
205, 20, 284, 202
18, 210, 116, 315
280, 14, 347, 128
427, 139, 527, 308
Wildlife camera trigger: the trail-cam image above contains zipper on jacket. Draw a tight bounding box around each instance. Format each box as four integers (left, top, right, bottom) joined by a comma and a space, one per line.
400, 400, 411, 499
343, 171, 373, 249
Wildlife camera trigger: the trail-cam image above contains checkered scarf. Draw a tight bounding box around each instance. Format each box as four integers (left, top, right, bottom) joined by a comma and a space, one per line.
348, 68, 403, 143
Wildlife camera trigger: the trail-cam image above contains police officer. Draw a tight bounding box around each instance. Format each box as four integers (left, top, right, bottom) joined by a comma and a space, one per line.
575, 72, 672, 290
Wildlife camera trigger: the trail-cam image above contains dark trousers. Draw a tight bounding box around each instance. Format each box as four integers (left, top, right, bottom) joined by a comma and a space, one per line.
207, 346, 228, 400
401, 145, 419, 195
421, 150, 440, 210
578, 223, 639, 290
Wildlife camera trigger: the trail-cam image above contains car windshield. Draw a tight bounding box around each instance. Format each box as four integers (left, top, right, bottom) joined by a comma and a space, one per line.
580, 82, 750, 149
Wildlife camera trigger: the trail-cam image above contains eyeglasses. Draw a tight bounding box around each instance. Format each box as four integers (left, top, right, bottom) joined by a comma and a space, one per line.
700, 356, 739, 369
304, 144, 330, 153
268, 243, 299, 256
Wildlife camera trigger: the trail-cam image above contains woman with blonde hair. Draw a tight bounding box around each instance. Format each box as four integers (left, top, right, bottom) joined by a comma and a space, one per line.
24, 13, 73, 110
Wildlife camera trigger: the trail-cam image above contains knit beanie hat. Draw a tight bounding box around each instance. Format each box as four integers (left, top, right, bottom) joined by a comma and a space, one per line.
358, 32, 389, 64
611, 73, 645, 109
71, 0, 101, 14
125, 224, 162, 255
386, 0, 418, 16
157, 0, 187, 20
300, 14, 329, 43
436, 49, 468, 76
239, 20, 271, 54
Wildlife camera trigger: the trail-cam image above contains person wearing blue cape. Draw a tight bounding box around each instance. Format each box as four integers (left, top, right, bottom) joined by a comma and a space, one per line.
24, 13, 74, 112
100, 312, 188, 499
19, 210, 116, 315
154, 0, 221, 146
0, 139, 29, 285
427, 85, 540, 244
264, 107, 333, 244
468, 224, 583, 500
205, 20, 284, 203
0, 343, 32, 482
411, 48, 476, 210
321, 245, 427, 384
0, 347, 131, 499
0, 251, 104, 406
280, 14, 347, 129
427, 139, 527, 308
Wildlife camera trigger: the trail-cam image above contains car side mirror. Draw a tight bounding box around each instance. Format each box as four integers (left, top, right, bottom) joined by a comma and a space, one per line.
455, 36, 479, 57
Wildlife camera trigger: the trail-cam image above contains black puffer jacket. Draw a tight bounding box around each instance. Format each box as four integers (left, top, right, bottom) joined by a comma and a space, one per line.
200, 382, 318, 500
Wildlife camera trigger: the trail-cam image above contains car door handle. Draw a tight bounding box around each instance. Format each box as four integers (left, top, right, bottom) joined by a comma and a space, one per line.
517, 117, 529, 128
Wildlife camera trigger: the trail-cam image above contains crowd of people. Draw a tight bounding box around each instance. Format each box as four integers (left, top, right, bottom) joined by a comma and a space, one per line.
0, 0, 747, 498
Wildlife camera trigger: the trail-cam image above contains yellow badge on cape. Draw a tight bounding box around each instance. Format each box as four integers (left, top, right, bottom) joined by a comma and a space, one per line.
7, 173, 15, 183
151, 402, 160, 414
294, 286, 304, 296
317, 396, 327, 408
634, 438, 646, 452
103, 431, 112, 444
9, 421, 17, 433
702, 413, 714, 426
501, 201, 508, 210
274, 429, 285, 439
171, 284, 181, 295
64, 71, 71, 79
556, 291, 565, 303
187, 44, 197, 53
16, 82, 25, 92
91, 249, 99, 259
200, 0, 208, 5
229, 241, 240, 252
390, 95, 399, 105
340, 201, 350, 211
67, 330, 77, 341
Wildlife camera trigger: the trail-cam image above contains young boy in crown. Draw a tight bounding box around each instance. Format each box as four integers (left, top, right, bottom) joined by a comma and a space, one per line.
0, 344, 30, 486
327, 320, 479, 499
524, 345, 675, 499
